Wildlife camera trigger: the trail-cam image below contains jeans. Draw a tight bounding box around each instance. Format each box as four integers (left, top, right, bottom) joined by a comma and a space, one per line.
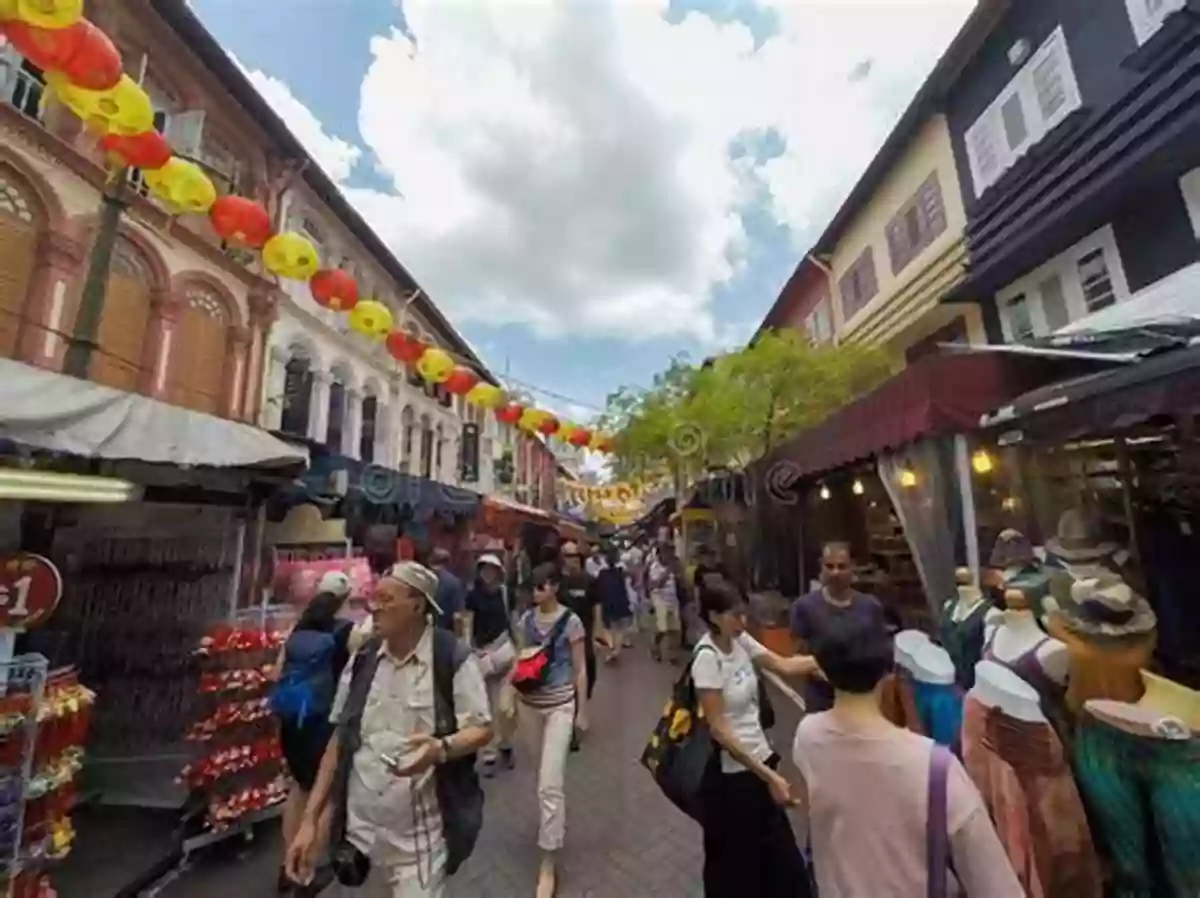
525, 700, 576, 851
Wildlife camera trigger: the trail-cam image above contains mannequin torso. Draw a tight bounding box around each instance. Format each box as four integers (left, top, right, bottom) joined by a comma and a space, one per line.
970, 660, 1046, 723
985, 603, 1070, 686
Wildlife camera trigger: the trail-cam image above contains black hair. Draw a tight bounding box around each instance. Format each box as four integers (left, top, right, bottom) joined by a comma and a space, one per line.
295, 591, 346, 632
810, 613, 893, 695
698, 582, 745, 632
531, 562, 561, 590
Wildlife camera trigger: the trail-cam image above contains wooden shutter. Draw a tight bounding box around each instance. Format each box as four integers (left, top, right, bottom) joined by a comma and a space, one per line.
171, 286, 229, 415
92, 238, 152, 392
0, 171, 39, 358
917, 173, 946, 244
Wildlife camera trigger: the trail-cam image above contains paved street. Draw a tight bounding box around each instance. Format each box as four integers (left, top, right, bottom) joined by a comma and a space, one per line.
158, 635, 805, 898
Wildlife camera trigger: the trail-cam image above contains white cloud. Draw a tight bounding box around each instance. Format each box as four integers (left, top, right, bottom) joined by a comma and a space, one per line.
245, 1, 974, 342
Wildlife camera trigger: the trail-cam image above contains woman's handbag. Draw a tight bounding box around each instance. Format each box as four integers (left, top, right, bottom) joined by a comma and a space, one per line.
511, 612, 571, 695
640, 645, 718, 823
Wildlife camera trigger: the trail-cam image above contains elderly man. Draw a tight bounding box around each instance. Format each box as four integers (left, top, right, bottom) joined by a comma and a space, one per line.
287, 562, 493, 898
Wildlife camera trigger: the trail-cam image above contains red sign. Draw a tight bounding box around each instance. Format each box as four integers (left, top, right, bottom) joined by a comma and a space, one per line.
272, 556, 374, 606
0, 553, 63, 630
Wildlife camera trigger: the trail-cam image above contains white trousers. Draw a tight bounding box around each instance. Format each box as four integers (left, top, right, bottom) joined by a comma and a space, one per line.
523, 699, 575, 851
359, 851, 447, 898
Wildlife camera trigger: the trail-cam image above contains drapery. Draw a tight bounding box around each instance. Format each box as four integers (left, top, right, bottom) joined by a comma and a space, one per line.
878, 437, 961, 620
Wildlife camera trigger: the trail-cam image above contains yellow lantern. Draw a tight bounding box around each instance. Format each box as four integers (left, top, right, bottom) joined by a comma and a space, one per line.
47, 73, 153, 136
465, 383, 504, 409
518, 408, 548, 432
416, 347, 454, 383
263, 232, 320, 281
0, 0, 19, 21
15, 0, 81, 28
142, 157, 216, 214
347, 299, 394, 341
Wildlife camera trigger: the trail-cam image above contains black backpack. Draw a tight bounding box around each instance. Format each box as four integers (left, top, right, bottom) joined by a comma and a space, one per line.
331, 628, 483, 877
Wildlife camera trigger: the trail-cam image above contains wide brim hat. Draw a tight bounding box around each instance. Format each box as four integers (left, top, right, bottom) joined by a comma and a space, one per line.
1051, 572, 1155, 638
988, 528, 1035, 569
1046, 508, 1118, 563
383, 561, 444, 616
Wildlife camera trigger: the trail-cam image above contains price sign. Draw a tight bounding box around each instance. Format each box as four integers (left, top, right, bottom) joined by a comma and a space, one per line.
0, 553, 63, 630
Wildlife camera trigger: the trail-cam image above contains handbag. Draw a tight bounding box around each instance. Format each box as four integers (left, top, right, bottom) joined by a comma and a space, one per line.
640, 645, 718, 823
511, 611, 571, 695
926, 745, 965, 898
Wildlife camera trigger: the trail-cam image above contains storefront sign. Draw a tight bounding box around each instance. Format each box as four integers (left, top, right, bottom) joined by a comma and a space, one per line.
273, 541, 362, 563
0, 552, 62, 630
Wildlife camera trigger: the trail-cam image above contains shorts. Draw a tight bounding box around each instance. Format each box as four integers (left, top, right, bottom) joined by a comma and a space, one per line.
653, 597, 681, 633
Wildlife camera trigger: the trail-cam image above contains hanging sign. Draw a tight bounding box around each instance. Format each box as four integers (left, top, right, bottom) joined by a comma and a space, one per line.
0, 553, 63, 630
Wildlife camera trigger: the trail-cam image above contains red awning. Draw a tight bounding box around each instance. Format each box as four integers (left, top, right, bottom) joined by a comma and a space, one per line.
764, 352, 1069, 480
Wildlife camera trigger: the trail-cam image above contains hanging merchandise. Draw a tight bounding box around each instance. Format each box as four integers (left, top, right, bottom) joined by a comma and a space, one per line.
417, 347, 454, 383
45, 73, 153, 136
465, 383, 504, 409
142, 157, 217, 215
443, 365, 479, 396
0, 655, 49, 885
496, 402, 523, 425
939, 568, 991, 691
98, 130, 172, 172
208, 196, 272, 248
311, 269, 360, 313
12, 0, 81, 29
262, 232, 319, 281
346, 299, 393, 341
385, 330, 424, 364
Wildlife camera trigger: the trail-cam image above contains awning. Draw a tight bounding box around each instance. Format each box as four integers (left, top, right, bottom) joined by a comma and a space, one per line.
763, 352, 1073, 480
0, 358, 307, 470
981, 342, 1200, 442
483, 495, 554, 520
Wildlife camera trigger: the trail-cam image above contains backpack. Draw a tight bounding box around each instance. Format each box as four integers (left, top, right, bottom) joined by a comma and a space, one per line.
330, 629, 483, 877
270, 629, 339, 727
511, 611, 572, 695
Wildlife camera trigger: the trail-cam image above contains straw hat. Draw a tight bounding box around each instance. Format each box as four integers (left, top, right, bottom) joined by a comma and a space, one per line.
1054, 575, 1156, 638
1045, 509, 1118, 563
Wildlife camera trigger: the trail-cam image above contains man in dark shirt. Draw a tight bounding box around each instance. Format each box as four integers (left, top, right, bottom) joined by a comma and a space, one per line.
429, 547, 467, 634
558, 542, 610, 751
465, 554, 515, 774
790, 541, 890, 713
692, 546, 730, 593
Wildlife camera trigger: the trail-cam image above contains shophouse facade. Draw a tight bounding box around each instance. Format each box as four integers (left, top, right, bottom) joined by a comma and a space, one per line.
943, 0, 1200, 341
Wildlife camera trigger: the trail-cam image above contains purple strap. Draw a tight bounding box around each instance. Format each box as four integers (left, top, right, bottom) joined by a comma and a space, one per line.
926, 745, 954, 898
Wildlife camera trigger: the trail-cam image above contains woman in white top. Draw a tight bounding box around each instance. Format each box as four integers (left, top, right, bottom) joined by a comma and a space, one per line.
691, 582, 819, 898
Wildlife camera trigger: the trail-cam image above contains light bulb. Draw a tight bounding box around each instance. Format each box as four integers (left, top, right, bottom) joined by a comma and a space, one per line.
971, 449, 994, 475
899, 468, 917, 489
852, 479, 864, 496
819, 484, 831, 501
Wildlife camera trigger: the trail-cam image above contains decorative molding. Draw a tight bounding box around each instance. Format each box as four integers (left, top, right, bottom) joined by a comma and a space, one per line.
248, 289, 281, 328
230, 325, 253, 349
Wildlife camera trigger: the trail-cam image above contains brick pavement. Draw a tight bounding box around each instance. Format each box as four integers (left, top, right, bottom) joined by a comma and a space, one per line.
160, 638, 806, 898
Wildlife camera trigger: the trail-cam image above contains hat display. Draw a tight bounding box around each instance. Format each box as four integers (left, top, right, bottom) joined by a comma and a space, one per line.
383, 561, 443, 616
1053, 574, 1156, 638
988, 529, 1035, 569
1046, 509, 1118, 564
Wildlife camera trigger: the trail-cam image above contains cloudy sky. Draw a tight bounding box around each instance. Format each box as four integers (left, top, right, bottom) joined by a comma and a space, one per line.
192, 0, 975, 423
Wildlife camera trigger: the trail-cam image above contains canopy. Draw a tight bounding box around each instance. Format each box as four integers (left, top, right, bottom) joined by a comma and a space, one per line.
764, 352, 1067, 480
0, 358, 307, 470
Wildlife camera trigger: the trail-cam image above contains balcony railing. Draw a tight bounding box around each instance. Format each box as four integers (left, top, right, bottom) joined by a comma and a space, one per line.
5, 65, 45, 123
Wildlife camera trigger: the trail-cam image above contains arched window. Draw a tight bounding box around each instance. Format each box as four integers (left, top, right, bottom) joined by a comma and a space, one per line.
280, 352, 313, 436
327, 369, 348, 452
401, 406, 415, 471
93, 236, 155, 392
170, 284, 229, 415
360, 393, 378, 463
0, 167, 42, 358
419, 414, 433, 479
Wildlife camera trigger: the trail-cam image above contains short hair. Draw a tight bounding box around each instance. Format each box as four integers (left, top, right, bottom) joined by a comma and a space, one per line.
822, 541, 852, 558
530, 562, 561, 590
698, 581, 744, 631
430, 547, 451, 566
810, 613, 893, 694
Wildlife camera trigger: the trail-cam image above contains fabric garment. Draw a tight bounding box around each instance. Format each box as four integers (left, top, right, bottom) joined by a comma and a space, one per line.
465, 582, 510, 649
361, 848, 448, 898
960, 694, 1102, 898
558, 572, 598, 676
1138, 510, 1200, 681
879, 671, 924, 734
1074, 713, 1200, 898
1044, 617, 1155, 715
328, 628, 491, 870
595, 563, 632, 627
700, 757, 811, 898
691, 634, 772, 774
790, 589, 889, 713
653, 596, 682, 633
792, 712, 1022, 898
913, 681, 964, 751
524, 699, 576, 851
433, 569, 466, 631
476, 634, 516, 763
517, 608, 585, 709
981, 629, 1071, 745
940, 599, 989, 690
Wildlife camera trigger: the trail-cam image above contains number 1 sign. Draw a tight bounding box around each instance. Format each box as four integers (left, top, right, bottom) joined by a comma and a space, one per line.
0, 553, 63, 631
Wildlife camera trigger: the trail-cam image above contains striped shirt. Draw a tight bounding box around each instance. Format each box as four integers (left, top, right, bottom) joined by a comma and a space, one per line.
516, 607, 584, 708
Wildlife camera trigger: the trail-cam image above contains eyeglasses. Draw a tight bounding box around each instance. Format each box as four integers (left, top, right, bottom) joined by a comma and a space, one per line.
561, 553, 579, 559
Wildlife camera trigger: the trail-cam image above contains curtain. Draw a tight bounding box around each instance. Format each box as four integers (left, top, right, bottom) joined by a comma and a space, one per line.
878, 437, 961, 620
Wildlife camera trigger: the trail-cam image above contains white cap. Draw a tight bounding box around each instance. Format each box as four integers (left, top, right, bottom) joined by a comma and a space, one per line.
477, 554, 504, 570
317, 571, 352, 599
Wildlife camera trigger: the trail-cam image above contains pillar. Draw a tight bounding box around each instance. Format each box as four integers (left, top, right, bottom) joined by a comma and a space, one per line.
226, 325, 252, 420
309, 369, 331, 444
261, 344, 288, 431
18, 230, 86, 369
345, 387, 363, 459
140, 291, 182, 399
247, 289, 280, 425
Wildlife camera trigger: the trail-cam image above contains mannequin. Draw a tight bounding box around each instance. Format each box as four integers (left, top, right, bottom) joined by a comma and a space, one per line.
939, 567, 989, 689
1075, 673, 1200, 897
963, 660, 1102, 898
985, 529, 1051, 616
880, 630, 928, 733
909, 642, 961, 748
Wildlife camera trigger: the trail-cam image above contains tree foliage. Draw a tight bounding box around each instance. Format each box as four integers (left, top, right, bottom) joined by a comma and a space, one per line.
601, 331, 894, 484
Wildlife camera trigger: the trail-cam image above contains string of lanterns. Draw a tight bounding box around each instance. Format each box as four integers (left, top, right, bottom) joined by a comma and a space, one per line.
0, 1, 615, 454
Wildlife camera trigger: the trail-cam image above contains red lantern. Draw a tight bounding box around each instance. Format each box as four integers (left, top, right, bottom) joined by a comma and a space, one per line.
443, 365, 479, 396
309, 269, 360, 312
209, 196, 272, 248
595, 437, 615, 453
3, 19, 85, 74
495, 402, 523, 426
5, 20, 121, 91
568, 428, 592, 448
537, 416, 561, 437
385, 330, 425, 364
99, 131, 172, 171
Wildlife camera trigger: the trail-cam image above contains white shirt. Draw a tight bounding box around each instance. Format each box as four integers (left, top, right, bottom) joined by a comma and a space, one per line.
691, 632, 771, 774
329, 628, 491, 867
585, 556, 604, 578
648, 559, 678, 607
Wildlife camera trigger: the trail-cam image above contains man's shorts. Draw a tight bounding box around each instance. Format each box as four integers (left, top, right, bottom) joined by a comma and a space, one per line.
652, 597, 681, 633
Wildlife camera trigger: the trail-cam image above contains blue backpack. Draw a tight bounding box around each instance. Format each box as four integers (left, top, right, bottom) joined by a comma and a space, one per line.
271, 628, 340, 727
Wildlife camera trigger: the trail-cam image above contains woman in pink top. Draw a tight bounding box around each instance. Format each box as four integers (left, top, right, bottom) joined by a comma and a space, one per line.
791, 615, 1023, 898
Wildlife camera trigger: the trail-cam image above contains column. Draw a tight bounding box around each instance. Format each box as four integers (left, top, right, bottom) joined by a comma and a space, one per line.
345, 387, 363, 459
309, 369, 331, 444
261, 345, 288, 431
226, 325, 252, 420
247, 290, 281, 425
140, 291, 182, 399
19, 231, 85, 369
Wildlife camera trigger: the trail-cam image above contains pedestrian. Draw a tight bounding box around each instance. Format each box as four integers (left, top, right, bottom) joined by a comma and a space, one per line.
428, 547, 468, 636
584, 543, 605, 579
272, 580, 355, 896
465, 554, 517, 776
285, 562, 493, 898
792, 612, 1023, 897
692, 581, 819, 898
511, 563, 590, 898
557, 542, 609, 702
620, 539, 647, 644
789, 542, 890, 714
594, 546, 633, 664
693, 545, 730, 593
647, 542, 685, 663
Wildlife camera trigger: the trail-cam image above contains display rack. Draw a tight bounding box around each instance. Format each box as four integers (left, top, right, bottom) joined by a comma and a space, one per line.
865, 503, 927, 629
0, 653, 52, 898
